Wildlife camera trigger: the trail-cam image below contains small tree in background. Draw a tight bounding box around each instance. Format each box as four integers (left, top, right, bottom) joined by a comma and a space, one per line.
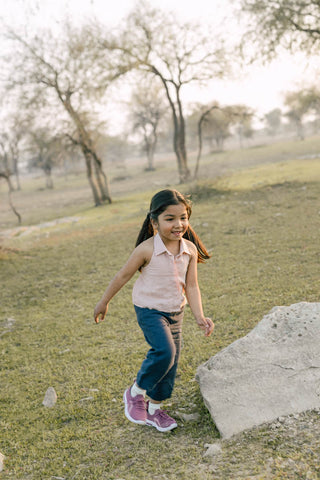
0, 134, 15, 192
264, 108, 282, 137
283, 89, 316, 140
226, 105, 255, 148
202, 107, 232, 150
189, 103, 221, 179
0, 113, 28, 191
130, 80, 168, 171
27, 129, 65, 189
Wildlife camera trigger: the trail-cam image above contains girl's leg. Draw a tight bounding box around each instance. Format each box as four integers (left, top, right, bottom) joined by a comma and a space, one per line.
146, 313, 183, 431
148, 311, 183, 401
135, 306, 183, 402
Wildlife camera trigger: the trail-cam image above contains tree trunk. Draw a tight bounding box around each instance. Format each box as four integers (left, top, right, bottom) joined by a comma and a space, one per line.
144, 130, 156, 171
176, 88, 190, 182
60, 93, 112, 205
45, 170, 54, 189
146, 146, 155, 170
176, 124, 190, 182
7, 174, 15, 192
13, 159, 21, 190
154, 69, 189, 182
172, 116, 183, 177
81, 148, 102, 206
194, 116, 204, 180
91, 151, 112, 203
194, 105, 219, 179
0, 172, 21, 224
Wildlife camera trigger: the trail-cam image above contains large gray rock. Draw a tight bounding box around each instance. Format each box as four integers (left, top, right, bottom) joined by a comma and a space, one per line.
0, 451, 5, 472
196, 302, 320, 439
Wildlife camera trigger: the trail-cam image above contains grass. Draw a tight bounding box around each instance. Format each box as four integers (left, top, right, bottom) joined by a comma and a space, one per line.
1, 139, 320, 479
214, 158, 320, 190
2, 133, 320, 229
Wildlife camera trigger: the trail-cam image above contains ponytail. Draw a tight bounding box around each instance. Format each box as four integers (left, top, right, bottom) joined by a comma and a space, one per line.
183, 225, 211, 263
135, 213, 154, 247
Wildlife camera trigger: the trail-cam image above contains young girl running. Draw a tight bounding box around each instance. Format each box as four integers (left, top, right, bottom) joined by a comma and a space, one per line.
94, 189, 214, 432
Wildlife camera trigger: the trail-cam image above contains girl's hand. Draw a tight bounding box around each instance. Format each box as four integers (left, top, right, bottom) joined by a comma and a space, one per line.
197, 317, 214, 337
94, 301, 108, 324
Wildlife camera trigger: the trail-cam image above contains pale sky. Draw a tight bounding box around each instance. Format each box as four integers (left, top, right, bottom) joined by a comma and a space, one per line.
1, 0, 317, 128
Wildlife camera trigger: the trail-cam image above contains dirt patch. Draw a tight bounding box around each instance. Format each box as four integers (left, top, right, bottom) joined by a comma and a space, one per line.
208, 409, 320, 479
0, 216, 81, 238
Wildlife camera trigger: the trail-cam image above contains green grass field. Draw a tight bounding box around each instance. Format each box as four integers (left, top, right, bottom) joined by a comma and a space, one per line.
1, 139, 320, 479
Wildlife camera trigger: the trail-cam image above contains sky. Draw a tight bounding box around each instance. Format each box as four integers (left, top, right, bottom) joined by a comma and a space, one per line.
0, 0, 317, 129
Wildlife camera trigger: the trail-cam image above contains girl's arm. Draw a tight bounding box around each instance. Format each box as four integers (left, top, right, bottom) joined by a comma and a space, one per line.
185, 246, 214, 337
94, 241, 151, 323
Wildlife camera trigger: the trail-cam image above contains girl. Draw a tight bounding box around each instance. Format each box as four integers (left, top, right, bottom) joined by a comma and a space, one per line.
94, 189, 214, 432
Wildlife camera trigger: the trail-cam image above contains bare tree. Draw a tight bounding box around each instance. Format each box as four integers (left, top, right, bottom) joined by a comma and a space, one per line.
193, 104, 220, 179
27, 129, 64, 188
241, 0, 320, 58
3, 23, 126, 205
0, 134, 14, 191
0, 172, 21, 224
130, 80, 168, 171
283, 89, 316, 140
0, 113, 27, 190
102, 1, 228, 182
264, 108, 282, 137
225, 105, 255, 148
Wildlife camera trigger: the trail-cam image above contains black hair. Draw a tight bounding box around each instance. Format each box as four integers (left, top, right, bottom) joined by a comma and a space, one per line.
135, 189, 210, 263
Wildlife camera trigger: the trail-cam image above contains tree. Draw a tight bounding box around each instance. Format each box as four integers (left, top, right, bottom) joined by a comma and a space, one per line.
283, 89, 316, 140
27, 129, 64, 188
305, 86, 320, 133
130, 80, 168, 171
226, 105, 255, 148
240, 2, 320, 140
241, 0, 320, 58
3, 23, 124, 206
104, 1, 228, 182
202, 107, 232, 150
191, 103, 221, 179
0, 113, 27, 190
0, 172, 21, 224
264, 108, 282, 136
0, 134, 15, 191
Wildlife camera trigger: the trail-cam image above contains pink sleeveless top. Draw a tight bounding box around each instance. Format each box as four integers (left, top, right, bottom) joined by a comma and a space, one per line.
132, 233, 192, 312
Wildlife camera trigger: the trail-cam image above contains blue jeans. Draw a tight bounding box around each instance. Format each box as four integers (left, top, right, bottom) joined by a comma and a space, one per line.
134, 305, 184, 402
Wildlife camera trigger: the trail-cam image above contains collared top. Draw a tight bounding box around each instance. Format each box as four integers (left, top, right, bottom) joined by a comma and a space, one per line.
132, 232, 192, 312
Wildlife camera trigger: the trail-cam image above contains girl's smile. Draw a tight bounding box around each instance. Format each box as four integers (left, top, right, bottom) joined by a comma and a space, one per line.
152, 203, 189, 246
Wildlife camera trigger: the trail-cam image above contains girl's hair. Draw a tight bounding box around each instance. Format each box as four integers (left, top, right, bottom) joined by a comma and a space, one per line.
136, 189, 211, 263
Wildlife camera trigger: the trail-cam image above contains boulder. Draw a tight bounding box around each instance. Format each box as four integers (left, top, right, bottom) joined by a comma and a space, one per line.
196, 302, 320, 439
0, 452, 5, 472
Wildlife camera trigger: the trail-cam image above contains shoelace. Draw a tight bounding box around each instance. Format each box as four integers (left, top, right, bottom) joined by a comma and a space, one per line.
132, 396, 147, 412
154, 409, 171, 419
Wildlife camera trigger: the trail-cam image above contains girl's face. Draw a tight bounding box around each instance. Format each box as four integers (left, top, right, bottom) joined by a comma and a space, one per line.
152, 203, 189, 243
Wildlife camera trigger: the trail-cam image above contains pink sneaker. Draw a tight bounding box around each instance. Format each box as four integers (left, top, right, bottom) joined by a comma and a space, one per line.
146, 406, 178, 432
123, 386, 147, 425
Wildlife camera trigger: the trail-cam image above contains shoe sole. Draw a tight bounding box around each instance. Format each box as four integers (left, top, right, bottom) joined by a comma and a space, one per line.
123, 390, 146, 425
146, 419, 178, 432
